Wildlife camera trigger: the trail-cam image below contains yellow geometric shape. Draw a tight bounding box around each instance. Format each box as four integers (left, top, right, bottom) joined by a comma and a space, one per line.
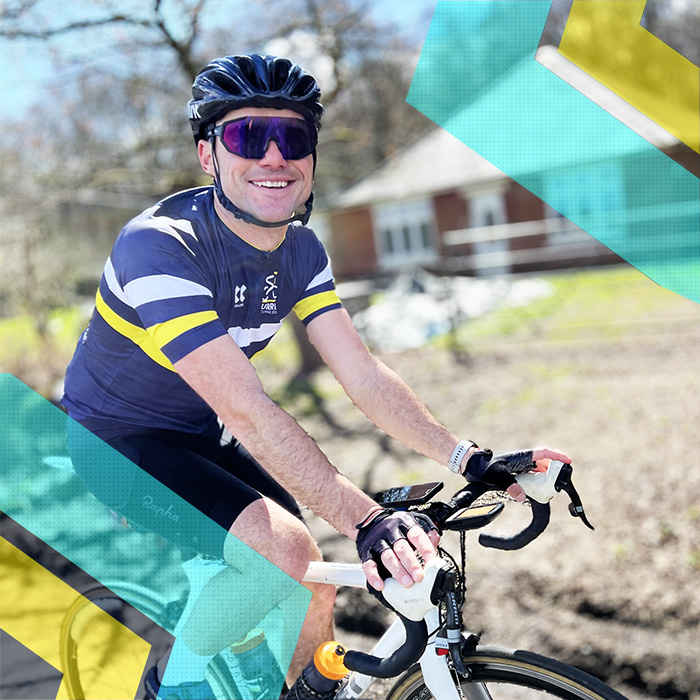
559, 0, 700, 153
0, 536, 151, 699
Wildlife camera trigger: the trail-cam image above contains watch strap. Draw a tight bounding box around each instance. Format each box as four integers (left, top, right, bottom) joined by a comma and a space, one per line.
448, 440, 477, 474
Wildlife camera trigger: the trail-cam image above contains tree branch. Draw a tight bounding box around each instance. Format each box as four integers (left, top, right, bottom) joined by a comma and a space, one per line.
0, 15, 153, 39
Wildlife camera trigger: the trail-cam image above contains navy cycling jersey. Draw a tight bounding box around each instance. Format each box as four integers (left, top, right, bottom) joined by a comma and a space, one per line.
63, 187, 342, 434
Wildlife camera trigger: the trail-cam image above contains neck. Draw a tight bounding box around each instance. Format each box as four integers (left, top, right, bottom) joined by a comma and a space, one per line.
213, 196, 288, 251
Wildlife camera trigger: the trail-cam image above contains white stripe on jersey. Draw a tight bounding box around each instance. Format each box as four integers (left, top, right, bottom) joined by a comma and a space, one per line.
152, 217, 198, 256
103, 258, 131, 306
305, 261, 334, 291
123, 275, 213, 308
228, 322, 282, 348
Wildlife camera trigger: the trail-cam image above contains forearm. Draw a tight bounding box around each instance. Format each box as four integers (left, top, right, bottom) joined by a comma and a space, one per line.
342, 355, 472, 470
223, 396, 377, 538
309, 309, 476, 473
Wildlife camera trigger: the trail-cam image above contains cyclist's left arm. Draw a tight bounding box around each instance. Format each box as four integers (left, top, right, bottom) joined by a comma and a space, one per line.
306, 309, 571, 503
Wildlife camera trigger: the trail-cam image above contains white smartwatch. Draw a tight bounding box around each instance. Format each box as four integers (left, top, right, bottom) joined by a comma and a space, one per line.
447, 440, 478, 474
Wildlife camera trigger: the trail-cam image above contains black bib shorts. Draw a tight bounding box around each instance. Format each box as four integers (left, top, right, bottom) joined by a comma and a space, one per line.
68, 418, 302, 559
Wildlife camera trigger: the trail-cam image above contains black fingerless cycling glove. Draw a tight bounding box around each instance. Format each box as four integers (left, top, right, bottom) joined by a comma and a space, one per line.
464, 449, 537, 490
355, 509, 437, 564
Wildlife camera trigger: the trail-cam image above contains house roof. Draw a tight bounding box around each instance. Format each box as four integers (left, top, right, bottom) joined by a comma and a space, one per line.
330, 46, 679, 211
331, 127, 507, 209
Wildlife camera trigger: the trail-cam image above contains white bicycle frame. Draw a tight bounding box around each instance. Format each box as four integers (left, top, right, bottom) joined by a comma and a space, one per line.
304, 561, 462, 700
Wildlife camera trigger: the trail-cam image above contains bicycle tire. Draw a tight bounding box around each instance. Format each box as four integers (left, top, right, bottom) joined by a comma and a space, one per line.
60, 584, 173, 699
60, 583, 243, 700
386, 645, 627, 700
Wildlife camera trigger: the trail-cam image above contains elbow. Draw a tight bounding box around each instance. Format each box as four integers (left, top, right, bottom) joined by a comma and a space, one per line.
206, 384, 274, 444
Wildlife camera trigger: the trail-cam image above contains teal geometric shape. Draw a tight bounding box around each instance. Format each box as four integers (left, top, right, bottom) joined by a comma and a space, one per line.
0, 373, 311, 697
408, 0, 699, 304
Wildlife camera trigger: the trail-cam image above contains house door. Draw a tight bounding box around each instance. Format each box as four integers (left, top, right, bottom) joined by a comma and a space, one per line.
469, 192, 510, 276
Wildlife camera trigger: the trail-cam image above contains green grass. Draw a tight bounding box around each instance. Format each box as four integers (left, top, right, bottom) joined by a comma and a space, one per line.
0, 307, 91, 396
3, 264, 697, 396
441, 265, 698, 348
0, 307, 90, 364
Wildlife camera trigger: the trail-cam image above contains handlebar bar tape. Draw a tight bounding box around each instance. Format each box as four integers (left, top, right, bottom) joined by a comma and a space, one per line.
478, 501, 551, 550
343, 615, 428, 678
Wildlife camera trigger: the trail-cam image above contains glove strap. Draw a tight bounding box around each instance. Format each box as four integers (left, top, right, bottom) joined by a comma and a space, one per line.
464, 449, 494, 482
356, 507, 392, 531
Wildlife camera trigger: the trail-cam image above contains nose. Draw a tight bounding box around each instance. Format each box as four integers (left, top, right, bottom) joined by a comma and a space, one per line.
259, 139, 287, 166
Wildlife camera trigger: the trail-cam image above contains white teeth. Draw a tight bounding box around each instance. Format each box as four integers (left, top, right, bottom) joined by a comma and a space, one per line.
253, 181, 289, 188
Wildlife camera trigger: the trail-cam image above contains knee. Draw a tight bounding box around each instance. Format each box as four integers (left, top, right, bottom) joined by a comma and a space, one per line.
228, 498, 317, 581
279, 516, 317, 581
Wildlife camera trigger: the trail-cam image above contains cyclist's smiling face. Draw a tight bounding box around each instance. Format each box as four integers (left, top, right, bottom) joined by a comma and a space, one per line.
198, 107, 314, 227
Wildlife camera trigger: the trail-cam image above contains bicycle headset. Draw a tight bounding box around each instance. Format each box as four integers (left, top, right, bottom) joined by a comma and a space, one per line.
188, 54, 324, 229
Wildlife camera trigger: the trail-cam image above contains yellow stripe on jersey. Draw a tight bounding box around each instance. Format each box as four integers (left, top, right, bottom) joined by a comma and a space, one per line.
95, 290, 176, 372
147, 310, 219, 350
293, 290, 341, 322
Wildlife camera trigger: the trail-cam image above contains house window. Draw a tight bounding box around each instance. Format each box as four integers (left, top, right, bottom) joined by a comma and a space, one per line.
372, 199, 438, 269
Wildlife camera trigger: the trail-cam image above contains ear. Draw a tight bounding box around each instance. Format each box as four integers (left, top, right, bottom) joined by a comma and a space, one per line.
198, 139, 215, 176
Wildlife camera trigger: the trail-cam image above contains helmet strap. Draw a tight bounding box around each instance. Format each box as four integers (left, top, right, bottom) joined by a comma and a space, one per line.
209, 138, 313, 228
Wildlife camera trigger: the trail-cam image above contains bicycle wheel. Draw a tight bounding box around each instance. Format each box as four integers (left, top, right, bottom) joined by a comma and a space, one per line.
386, 646, 627, 700
60, 583, 174, 699
60, 583, 244, 700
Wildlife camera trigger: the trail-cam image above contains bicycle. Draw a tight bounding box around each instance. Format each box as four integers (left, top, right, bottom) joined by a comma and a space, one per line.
58, 459, 626, 700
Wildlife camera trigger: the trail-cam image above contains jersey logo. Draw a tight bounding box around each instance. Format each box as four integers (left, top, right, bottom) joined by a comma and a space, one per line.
261, 271, 278, 314
234, 285, 247, 307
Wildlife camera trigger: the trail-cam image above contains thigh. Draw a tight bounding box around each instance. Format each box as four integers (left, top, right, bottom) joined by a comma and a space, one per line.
214, 440, 303, 521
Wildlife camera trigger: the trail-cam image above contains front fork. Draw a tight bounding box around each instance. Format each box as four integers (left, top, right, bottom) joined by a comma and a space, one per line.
418, 609, 462, 700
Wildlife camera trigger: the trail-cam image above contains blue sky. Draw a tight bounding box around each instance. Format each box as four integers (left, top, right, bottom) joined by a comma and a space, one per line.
0, 0, 437, 118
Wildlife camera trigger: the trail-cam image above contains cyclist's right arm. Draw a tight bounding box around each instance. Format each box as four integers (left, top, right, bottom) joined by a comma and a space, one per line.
174, 334, 375, 538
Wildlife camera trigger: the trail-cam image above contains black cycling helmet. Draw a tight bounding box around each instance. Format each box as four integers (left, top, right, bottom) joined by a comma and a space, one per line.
188, 54, 323, 229
189, 54, 323, 143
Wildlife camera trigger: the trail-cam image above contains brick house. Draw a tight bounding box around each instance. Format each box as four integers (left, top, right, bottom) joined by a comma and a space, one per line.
318, 47, 698, 281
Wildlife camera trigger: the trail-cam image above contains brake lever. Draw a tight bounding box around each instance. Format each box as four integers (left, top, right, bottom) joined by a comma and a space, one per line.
555, 464, 594, 530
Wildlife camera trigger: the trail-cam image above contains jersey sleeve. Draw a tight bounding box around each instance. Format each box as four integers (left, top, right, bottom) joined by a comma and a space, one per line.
291, 231, 343, 325
103, 215, 228, 367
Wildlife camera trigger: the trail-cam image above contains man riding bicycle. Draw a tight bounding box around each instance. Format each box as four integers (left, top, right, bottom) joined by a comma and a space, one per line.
63, 53, 570, 700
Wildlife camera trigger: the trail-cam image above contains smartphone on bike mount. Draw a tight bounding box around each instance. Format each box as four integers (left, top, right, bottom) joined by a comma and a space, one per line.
375, 481, 443, 508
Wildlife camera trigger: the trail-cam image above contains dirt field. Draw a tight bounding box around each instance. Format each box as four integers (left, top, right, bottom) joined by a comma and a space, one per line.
273, 274, 700, 700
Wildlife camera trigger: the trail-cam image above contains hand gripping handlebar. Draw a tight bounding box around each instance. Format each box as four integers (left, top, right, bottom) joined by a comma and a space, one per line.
433, 461, 593, 550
